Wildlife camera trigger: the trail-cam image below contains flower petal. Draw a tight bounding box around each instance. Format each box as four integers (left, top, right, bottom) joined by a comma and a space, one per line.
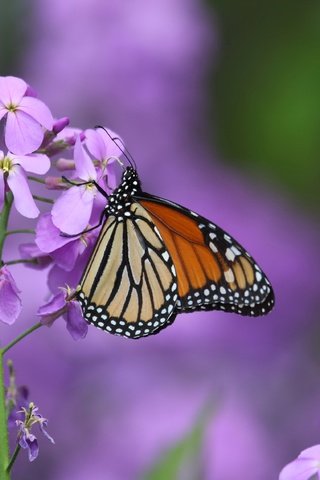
279, 458, 319, 480
96, 127, 125, 158
0, 267, 22, 325
74, 136, 96, 181
7, 165, 40, 218
85, 128, 107, 160
106, 159, 117, 193
52, 116, 70, 134
299, 446, 320, 460
0, 106, 8, 121
38, 422, 55, 444
37, 292, 65, 317
18, 96, 54, 130
36, 212, 77, 253
48, 247, 94, 294
11, 153, 50, 175
51, 241, 83, 272
64, 301, 88, 340
19, 242, 52, 270
51, 185, 94, 235
5, 110, 45, 155
37, 292, 66, 327
0, 76, 27, 105
26, 436, 39, 462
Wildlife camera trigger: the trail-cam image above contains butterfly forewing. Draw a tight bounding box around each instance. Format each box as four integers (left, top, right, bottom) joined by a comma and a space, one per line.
77, 201, 178, 338
137, 195, 274, 317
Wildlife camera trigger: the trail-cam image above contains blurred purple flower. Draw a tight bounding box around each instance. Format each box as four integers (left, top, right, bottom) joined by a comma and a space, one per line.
5, 359, 30, 428
0, 150, 50, 218
51, 136, 106, 235
19, 242, 52, 270
16, 402, 54, 462
43, 125, 84, 158
0, 76, 54, 155
36, 212, 99, 271
7, 386, 29, 428
55, 127, 85, 149
279, 445, 320, 480
40, 117, 70, 154
37, 290, 88, 340
0, 266, 21, 325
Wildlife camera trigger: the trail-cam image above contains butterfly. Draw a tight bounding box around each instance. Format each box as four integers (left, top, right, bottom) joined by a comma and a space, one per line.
76, 162, 274, 339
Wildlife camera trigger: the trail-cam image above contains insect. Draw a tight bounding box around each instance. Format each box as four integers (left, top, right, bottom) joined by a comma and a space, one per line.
76, 142, 274, 339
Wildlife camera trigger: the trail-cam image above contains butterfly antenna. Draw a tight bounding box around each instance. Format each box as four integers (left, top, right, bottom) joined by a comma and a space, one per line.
95, 125, 137, 170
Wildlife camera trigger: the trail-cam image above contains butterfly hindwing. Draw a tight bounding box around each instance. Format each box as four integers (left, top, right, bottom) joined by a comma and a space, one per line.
136, 193, 274, 317
77, 202, 178, 338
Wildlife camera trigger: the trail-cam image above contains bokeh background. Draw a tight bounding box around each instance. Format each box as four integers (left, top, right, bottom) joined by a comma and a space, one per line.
1, 0, 320, 479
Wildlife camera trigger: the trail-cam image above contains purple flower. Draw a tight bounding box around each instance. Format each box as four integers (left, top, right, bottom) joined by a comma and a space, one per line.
19, 242, 52, 270
0, 150, 50, 218
16, 402, 54, 462
55, 126, 85, 147
37, 289, 88, 340
7, 386, 29, 428
51, 136, 107, 234
42, 124, 82, 158
35, 212, 99, 271
279, 446, 320, 480
84, 127, 122, 191
0, 266, 22, 325
52, 117, 70, 135
0, 76, 54, 155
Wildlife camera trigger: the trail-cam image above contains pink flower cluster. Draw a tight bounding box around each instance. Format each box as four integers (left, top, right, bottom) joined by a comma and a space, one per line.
0, 75, 122, 339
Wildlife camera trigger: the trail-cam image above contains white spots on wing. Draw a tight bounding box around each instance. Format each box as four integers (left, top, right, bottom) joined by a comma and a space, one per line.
162, 251, 170, 261
226, 248, 235, 262
209, 242, 218, 253
231, 246, 241, 256
256, 271, 262, 282
224, 269, 235, 283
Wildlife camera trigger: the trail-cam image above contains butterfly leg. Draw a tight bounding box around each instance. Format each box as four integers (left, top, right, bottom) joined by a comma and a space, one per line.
62, 176, 109, 199
60, 209, 107, 238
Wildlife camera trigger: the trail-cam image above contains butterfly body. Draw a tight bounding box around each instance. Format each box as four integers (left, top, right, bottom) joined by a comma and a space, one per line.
77, 167, 274, 339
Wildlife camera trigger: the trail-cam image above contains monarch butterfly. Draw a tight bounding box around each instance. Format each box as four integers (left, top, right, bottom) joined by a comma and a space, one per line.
76, 155, 274, 339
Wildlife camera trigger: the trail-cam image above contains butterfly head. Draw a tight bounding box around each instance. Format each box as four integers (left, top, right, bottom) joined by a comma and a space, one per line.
107, 167, 141, 216
119, 167, 141, 194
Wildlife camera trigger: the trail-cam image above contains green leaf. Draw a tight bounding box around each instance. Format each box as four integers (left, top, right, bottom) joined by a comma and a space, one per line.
142, 404, 213, 480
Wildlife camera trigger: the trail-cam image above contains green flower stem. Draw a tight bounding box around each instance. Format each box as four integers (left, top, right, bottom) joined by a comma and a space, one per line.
2, 323, 43, 356
27, 175, 46, 184
32, 195, 54, 204
5, 259, 38, 266
6, 445, 21, 474
5, 229, 35, 236
0, 193, 14, 479
0, 354, 10, 480
0, 192, 13, 261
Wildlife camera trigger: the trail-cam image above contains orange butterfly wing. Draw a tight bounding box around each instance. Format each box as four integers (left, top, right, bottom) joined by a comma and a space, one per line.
137, 195, 274, 317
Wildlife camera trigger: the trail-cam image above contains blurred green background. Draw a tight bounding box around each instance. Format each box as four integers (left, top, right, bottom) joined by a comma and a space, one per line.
2, 0, 319, 211
207, 0, 320, 211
